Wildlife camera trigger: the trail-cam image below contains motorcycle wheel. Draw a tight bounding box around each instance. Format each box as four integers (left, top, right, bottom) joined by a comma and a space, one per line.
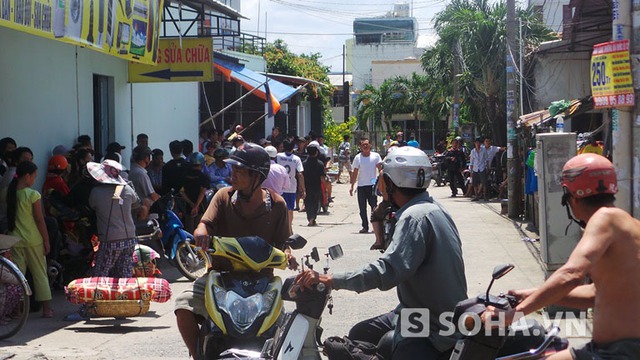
175, 242, 210, 281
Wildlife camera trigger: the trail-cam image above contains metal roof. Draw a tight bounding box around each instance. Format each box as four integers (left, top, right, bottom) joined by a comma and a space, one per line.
168, 0, 248, 19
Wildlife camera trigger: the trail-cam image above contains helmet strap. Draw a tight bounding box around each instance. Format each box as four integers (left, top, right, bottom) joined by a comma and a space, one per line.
562, 191, 586, 235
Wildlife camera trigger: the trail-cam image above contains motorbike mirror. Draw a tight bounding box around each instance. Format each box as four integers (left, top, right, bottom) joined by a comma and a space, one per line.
485, 263, 515, 305
310, 247, 320, 262
328, 244, 344, 260
492, 263, 515, 280
285, 234, 307, 250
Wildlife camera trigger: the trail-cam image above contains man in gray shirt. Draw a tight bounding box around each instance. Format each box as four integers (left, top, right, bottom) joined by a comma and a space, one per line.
297, 147, 468, 359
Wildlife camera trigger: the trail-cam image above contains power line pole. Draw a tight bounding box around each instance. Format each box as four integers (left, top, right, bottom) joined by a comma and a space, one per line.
506, 0, 521, 218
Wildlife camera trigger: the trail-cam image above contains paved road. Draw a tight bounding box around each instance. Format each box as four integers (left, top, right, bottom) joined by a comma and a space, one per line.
0, 180, 589, 359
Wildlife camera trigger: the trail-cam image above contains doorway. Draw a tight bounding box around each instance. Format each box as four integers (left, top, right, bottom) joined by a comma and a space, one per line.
93, 74, 114, 157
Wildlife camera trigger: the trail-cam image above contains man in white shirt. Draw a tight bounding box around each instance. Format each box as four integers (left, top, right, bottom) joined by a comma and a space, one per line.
350, 138, 383, 233
275, 139, 304, 234
469, 137, 488, 201
483, 137, 501, 170
262, 145, 290, 196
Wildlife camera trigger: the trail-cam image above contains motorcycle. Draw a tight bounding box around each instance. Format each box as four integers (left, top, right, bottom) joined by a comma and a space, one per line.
449, 263, 569, 359
430, 153, 448, 187
208, 243, 343, 360
196, 234, 309, 359
145, 191, 210, 281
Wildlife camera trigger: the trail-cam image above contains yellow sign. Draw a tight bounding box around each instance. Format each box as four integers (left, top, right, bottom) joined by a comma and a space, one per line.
590, 40, 635, 108
128, 37, 213, 82
0, 0, 163, 65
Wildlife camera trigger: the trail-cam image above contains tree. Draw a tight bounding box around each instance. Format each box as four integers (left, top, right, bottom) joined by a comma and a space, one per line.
323, 116, 357, 149
422, 0, 555, 144
263, 40, 334, 122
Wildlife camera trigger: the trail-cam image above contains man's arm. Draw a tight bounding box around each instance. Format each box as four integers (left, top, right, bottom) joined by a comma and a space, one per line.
514, 209, 616, 316
349, 168, 360, 196
297, 215, 427, 293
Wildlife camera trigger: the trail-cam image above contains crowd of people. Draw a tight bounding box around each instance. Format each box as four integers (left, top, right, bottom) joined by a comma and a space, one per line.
2, 127, 636, 360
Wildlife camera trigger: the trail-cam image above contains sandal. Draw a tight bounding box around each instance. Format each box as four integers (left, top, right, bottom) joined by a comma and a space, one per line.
42, 309, 54, 318
370, 243, 385, 251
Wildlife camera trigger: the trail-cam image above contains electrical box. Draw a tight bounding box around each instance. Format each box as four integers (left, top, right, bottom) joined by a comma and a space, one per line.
535, 133, 581, 272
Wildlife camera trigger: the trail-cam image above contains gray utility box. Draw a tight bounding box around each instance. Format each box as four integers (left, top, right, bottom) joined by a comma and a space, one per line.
535, 133, 582, 272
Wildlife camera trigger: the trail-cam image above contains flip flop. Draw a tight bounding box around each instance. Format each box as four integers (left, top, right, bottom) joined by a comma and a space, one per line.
370, 244, 385, 250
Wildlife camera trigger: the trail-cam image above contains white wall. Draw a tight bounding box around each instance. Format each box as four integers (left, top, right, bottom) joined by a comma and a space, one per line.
528, 0, 570, 33
348, 42, 423, 91
131, 82, 199, 156
0, 27, 129, 189
533, 52, 591, 109
0, 26, 198, 189
371, 59, 424, 87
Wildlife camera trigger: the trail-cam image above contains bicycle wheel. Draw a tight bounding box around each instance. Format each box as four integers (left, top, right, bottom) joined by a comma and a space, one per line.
0, 260, 30, 340
175, 242, 210, 281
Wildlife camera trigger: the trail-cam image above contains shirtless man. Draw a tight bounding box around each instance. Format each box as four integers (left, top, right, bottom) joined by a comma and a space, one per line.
484, 153, 640, 359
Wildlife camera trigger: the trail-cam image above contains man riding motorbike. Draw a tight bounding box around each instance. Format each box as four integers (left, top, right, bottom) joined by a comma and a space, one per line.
483, 153, 640, 359
296, 146, 468, 359
174, 143, 298, 358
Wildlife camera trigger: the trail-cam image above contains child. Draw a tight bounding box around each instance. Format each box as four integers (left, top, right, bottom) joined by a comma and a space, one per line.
7, 161, 53, 318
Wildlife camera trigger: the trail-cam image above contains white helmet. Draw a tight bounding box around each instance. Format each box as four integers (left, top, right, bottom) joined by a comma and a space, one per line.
264, 145, 278, 159
382, 146, 431, 189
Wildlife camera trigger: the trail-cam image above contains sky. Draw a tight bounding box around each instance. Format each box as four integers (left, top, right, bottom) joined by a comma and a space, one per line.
239, 0, 449, 73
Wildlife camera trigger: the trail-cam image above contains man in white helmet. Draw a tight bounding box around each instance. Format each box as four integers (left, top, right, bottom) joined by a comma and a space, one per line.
296, 147, 468, 359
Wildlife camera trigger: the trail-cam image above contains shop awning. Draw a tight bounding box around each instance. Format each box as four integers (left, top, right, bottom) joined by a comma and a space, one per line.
213, 57, 299, 114
518, 97, 594, 128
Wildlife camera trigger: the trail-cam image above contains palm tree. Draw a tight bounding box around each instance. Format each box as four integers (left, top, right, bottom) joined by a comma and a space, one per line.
422, 0, 555, 143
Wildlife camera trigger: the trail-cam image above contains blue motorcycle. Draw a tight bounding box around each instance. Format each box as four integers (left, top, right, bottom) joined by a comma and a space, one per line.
145, 191, 210, 281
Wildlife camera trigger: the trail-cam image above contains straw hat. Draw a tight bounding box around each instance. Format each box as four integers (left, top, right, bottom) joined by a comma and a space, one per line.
86, 159, 127, 185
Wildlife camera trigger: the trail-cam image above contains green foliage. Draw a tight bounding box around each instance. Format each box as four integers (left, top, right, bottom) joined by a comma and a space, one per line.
263, 39, 334, 124
323, 116, 357, 148
421, 0, 555, 143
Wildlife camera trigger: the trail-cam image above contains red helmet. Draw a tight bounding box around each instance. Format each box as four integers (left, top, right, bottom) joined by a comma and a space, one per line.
48, 155, 68, 171
561, 154, 617, 199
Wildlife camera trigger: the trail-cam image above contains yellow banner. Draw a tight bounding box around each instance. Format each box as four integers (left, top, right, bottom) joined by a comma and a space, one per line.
0, 0, 164, 65
129, 37, 213, 82
590, 40, 635, 108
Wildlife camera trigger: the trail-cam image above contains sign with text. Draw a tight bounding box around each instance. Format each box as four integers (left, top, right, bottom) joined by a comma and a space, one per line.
128, 37, 213, 82
590, 40, 634, 108
0, 0, 163, 65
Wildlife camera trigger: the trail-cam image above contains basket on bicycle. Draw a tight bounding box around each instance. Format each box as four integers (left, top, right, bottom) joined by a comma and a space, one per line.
86, 299, 151, 317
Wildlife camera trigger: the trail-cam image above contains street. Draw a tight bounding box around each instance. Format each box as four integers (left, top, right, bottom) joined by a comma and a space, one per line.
0, 180, 587, 359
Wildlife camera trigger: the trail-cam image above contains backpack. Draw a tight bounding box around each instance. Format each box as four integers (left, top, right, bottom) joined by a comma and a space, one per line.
323, 336, 380, 360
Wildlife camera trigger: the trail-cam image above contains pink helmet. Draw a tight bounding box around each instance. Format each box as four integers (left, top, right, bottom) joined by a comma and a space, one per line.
561, 154, 617, 199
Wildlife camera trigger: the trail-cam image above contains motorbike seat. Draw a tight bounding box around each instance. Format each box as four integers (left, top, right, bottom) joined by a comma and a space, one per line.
497, 319, 546, 356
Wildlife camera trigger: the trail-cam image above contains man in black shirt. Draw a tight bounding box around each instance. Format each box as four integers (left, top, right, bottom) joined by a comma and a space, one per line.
302, 143, 325, 227
444, 138, 466, 197
162, 140, 188, 195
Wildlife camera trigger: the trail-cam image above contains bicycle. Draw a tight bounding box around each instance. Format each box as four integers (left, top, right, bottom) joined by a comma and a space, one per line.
0, 234, 32, 340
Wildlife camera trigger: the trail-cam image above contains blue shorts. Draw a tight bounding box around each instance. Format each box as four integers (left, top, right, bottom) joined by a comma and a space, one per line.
282, 192, 296, 210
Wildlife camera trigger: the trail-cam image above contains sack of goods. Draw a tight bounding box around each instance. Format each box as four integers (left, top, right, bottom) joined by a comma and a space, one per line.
65, 277, 172, 304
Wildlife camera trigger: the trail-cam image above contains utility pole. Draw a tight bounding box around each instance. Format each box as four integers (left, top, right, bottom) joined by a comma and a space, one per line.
611, 0, 634, 215
343, 44, 349, 122
452, 42, 460, 131
506, 0, 521, 218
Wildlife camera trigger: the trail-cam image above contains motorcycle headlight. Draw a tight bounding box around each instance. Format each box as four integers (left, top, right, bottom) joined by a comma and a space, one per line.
213, 288, 278, 333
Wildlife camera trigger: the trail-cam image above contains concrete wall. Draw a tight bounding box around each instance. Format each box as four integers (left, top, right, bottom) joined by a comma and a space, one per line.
348, 41, 423, 91
528, 0, 570, 33
371, 59, 424, 87
533, 52, 591, 109
0, 27, 198, 189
